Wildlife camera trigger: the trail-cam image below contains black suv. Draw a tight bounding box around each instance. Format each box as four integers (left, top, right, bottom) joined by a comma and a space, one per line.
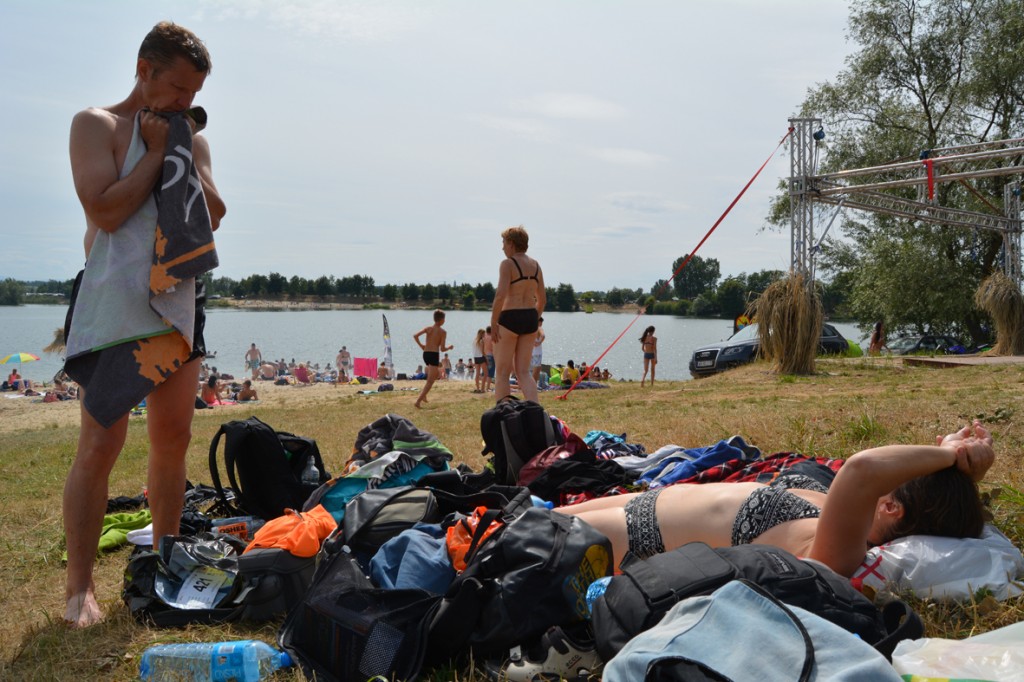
689, 322, 849, 378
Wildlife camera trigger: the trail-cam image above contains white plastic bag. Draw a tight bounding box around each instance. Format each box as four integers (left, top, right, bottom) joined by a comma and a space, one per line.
853, 524, 1024, 600
891, 632, 1024, 682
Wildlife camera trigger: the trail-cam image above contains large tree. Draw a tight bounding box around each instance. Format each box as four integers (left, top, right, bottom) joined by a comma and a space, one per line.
671, 255, 720, 300
772, 0, 1024, 343
0, 279, 23, 306
715, 277, 748, 320
554, 283, 577, 312
266, 272, 287, 297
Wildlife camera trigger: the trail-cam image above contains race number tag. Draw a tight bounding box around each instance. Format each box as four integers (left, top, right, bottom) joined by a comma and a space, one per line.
172, 565, 231, 609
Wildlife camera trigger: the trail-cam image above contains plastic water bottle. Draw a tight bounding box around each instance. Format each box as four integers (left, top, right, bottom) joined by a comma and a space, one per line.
210, 516, 265, 541
529, 495, 554, 509
586, 576, 613, 616
300, 454, 320, 485
139, 640, 292, 681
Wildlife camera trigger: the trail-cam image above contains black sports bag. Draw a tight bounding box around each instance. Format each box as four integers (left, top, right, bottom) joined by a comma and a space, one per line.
590, 542, 922, 662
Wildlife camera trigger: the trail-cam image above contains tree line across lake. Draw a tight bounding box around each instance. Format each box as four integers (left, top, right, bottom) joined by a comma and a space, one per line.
1, 256, 850, 320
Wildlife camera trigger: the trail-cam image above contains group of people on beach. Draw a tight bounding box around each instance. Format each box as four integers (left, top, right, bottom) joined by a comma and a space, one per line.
197, 366, 257, 406
56, 22, 1001, 637
241, 346, 351, 387
3, 368, 79, 402
2, 368, 34, 393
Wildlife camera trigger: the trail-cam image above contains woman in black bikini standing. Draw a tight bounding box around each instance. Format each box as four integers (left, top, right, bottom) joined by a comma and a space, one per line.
640, 325, 657, 387
491, 225, 546, 402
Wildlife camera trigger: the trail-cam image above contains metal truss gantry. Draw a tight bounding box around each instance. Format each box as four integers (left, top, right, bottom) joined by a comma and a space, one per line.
789, 117, 1024, 283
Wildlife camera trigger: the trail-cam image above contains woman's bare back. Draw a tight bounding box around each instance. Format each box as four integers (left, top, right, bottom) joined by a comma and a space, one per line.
563, 481, 824, 566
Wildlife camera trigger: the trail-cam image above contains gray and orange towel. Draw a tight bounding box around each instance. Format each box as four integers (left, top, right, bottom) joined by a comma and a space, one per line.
65, 109, 217, 428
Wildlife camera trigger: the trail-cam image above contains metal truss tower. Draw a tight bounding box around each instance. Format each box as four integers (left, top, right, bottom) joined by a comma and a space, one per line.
788, 118, 1024, 284
788, 118, 821, 280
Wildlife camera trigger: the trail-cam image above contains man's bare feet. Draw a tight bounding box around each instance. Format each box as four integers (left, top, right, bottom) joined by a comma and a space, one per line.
64, 590, 103, 628
414, 400, 423, 409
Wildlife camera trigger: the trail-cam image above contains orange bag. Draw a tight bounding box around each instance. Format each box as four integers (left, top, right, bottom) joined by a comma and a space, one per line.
445, 506, 504, 572
243, 504, 337, 557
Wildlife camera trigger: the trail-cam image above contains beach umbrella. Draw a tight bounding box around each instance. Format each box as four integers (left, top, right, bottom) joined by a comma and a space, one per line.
0, 352, 40, 374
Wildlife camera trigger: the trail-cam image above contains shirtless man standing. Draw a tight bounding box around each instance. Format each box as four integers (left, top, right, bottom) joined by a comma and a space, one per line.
245, 342, 262, 380
413, 309, 454, 408
63, 22, 225, 627
335, 346, 351, 385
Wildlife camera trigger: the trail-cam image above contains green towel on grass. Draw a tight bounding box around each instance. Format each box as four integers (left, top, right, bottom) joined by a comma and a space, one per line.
62, 509, 153, 561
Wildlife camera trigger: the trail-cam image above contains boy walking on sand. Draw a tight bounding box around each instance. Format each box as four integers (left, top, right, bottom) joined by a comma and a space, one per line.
413, 309, 453, 408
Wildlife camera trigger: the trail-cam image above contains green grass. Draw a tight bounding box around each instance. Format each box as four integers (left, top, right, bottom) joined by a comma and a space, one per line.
1, 359, 1023, 680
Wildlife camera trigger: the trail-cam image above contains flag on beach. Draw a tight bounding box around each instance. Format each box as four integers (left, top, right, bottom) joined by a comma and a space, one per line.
382, 315, 394, 379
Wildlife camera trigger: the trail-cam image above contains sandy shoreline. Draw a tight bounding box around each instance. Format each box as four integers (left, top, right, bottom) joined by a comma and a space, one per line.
0, 377, 491, 436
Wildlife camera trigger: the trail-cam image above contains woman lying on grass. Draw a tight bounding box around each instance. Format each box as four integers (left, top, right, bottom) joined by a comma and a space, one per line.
560, 421, 993, 577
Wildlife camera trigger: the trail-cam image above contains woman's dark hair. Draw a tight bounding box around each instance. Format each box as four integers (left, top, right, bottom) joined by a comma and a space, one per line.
889, 467, 984, 541
206, 376, 218, 388
640, 325, 655, 342
871, 321, 884, 344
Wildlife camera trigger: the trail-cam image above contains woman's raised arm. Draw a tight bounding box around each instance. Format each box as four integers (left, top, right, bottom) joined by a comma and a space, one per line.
808, 423, 993, 576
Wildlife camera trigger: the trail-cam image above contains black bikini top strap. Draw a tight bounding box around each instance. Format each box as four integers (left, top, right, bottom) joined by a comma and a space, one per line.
508, 257, 538, 284
509, 257, 525, 278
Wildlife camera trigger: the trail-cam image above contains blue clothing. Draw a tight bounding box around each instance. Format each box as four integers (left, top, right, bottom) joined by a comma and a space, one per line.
369, 524, 455, 594
604, 581, 902, 682
637, 440, 758, 488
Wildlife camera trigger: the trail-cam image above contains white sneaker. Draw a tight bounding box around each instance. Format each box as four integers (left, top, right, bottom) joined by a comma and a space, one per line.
492, 625, 603, 682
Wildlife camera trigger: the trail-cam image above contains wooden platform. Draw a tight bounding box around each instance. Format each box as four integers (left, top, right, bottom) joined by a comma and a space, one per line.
901, 354, 1024, 368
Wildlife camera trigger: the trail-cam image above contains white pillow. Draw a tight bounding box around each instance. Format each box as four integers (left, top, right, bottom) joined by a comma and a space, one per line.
852, 524, 1024, 600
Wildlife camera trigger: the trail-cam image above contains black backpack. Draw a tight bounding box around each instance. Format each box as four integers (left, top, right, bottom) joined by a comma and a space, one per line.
208, 416, 329, 521
340, 484, 523, 566
278, 544, 439, 682
590, 542, 922, 662
427, 506, 613, 663
278, 484, 533, 682
480, 397, 563, 484
123, 534, 315, 626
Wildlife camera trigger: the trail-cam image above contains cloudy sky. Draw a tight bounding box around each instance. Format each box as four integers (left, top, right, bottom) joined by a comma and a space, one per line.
1, 0, 853, 291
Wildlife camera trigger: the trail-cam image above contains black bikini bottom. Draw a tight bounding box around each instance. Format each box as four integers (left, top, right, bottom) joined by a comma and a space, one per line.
498, 308, 539, 335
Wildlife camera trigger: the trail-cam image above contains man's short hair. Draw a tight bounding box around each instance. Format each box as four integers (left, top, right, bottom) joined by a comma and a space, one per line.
434, 309, 446, 322
502, 225, 529, 252
139, 21, 211, 74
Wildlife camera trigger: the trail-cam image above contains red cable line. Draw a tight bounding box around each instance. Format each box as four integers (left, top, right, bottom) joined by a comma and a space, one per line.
558, 127, 795, 400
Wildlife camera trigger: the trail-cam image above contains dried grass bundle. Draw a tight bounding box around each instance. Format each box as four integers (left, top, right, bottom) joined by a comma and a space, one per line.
42, 326, 65, 355
749, 274, 823, 375
974, 272, 1024, 355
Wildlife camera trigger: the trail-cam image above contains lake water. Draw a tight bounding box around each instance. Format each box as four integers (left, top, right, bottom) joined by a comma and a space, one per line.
0, 305, 865, 383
